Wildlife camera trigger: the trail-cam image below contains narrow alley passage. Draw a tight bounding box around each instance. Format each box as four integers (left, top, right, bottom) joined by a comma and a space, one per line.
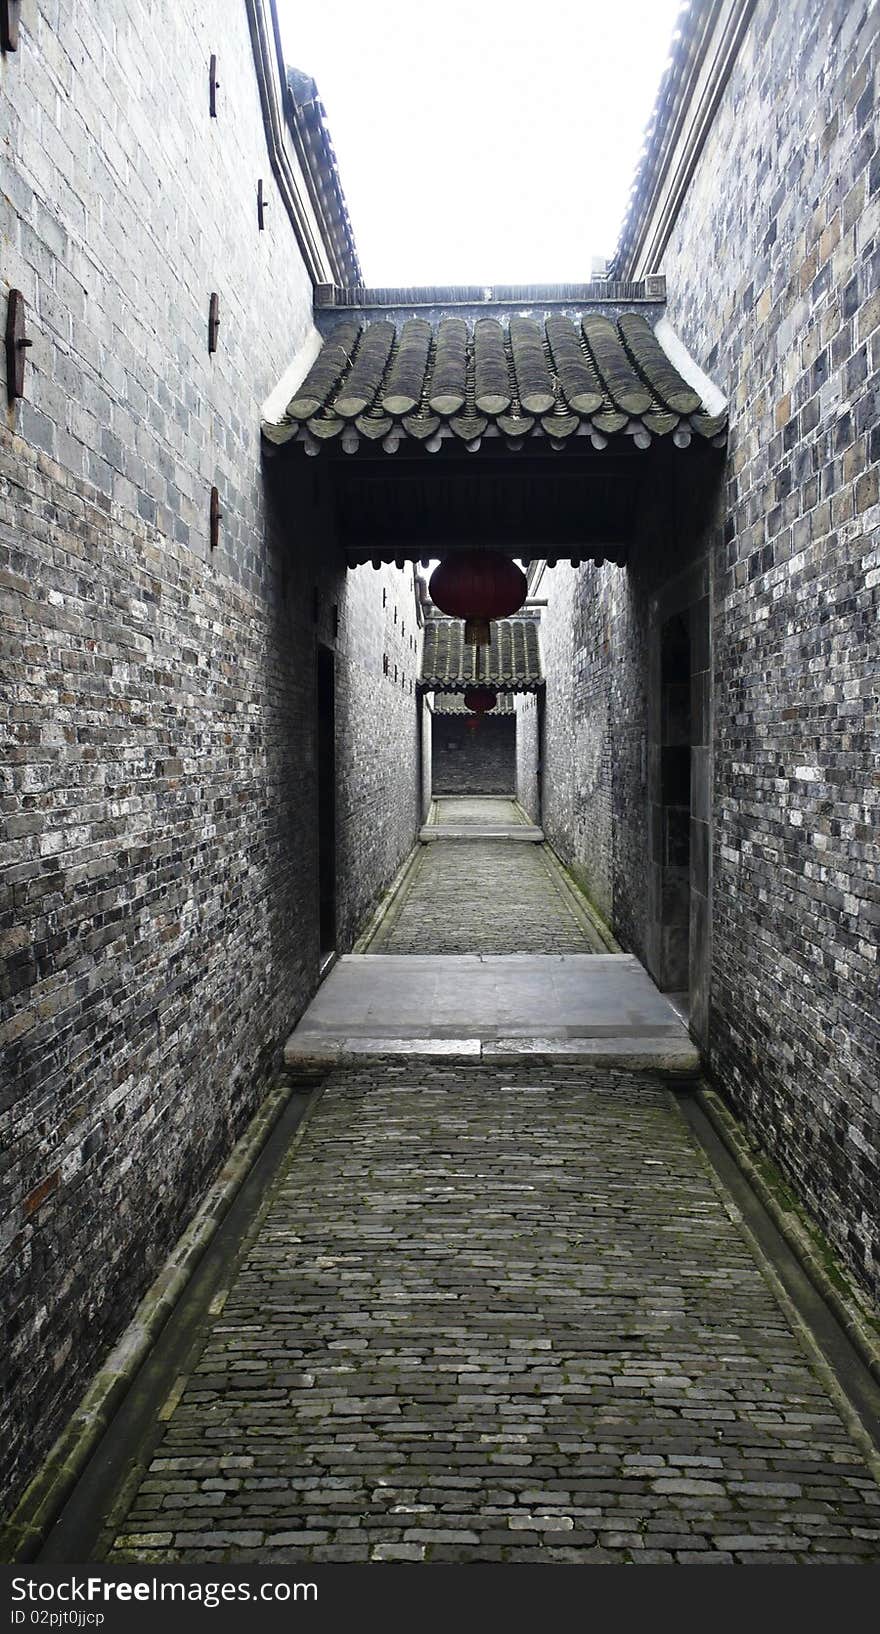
90, 818, 880, 1566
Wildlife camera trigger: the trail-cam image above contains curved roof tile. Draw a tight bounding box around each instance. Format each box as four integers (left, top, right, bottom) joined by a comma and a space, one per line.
421, 618, 543, 691
267, 311, 726, 453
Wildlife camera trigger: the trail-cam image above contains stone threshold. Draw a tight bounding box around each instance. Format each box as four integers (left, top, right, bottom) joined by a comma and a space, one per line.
285, 1037, 700, 1074
418, 825, 544, 841
283, 952, 700, 1074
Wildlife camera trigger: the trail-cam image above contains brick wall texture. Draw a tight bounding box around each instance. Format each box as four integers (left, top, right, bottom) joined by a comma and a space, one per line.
431, 714, 516, 795
662, 0, 879, 1300
0, 1, 422, 1511
540, 564, 616, 921
539, 0, 880, 1298
514, 693, 541, 825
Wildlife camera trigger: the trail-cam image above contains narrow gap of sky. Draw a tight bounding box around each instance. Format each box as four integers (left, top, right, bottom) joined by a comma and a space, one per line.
277, 0, 684, 285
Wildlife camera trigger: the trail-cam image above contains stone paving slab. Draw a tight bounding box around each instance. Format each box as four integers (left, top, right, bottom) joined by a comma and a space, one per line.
284, 954, 699, 1073
107, 1063, 880, 1565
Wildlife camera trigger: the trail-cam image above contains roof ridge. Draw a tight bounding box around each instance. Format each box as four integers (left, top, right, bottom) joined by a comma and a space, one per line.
315, 280, 667, 309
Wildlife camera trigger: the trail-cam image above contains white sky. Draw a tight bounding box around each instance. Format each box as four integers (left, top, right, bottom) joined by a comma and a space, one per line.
277, 0, 684, 285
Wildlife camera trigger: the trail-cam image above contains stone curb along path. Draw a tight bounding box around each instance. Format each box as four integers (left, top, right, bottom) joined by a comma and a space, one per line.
104, 1062, 880, 1565
696, 1087, 880, 1390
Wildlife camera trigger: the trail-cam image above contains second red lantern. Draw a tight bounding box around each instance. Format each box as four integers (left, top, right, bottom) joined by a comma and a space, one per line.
429, 550, 527, 646
463, 686, 498, 714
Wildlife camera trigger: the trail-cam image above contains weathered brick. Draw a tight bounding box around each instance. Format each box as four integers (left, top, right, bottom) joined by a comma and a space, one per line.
536, 0, 880, 1302
432, 715, 516, 795
0, 0, 425, 1516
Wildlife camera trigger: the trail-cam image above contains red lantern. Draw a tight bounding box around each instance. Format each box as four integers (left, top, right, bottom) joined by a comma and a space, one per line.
429, 550, 527, 646
463, 686, 498, 714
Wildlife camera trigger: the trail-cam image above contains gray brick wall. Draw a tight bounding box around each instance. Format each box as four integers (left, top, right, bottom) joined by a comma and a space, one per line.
420, 697, 433, 821
1, 0, 317, 588
539, 0, 880, 1299
540, 464, 717, 981
540, 564, 616, 921
431, 715, 516, 795
0, 1, 422, 1512
659, 0, 879, 1298
514, 694, 541, 825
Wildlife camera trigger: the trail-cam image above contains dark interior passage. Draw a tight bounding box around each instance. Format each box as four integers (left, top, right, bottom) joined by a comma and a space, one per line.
316, 644, 336, 959
658, 611, 692, 992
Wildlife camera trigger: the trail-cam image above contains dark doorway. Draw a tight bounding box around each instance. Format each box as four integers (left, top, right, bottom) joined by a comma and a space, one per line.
658, 611, 691, 992
316, 644, 336, 963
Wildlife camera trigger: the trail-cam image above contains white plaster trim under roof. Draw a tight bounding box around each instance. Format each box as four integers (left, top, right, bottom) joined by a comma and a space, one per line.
261, 326, 325, 438
653, 317, 727, 416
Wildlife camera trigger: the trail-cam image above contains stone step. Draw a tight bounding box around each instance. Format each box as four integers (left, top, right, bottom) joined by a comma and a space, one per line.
284, 1036, 700, 1075
419, 825, 544, 842
283, 953, 701, 1077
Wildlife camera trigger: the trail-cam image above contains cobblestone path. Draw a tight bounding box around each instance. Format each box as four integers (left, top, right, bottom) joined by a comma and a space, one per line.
368, 842, 603, 954
108, 1064, 880, 1565
432, 796, 524, 824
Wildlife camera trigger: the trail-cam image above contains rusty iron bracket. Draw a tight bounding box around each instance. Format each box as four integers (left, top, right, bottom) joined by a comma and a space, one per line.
257, 179, 267, 231
1, 0, 21, 51
209, 53, 219, 116
208, 292, 220, 354
6, 289, 32, 402
210, 486, 221, 551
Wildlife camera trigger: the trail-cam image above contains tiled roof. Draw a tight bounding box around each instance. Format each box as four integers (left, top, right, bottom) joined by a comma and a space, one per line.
286, 70, 362, 287
421, 619, 543, 692
433, 691, 515, 715
264, 308, 727, 454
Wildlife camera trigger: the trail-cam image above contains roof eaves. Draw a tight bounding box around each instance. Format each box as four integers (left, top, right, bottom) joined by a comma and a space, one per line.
286, 69, 362, 288
266, 306, 727, 456
611, 0, 755, 280
247, 0, 361, 288
420, 618, 545, 691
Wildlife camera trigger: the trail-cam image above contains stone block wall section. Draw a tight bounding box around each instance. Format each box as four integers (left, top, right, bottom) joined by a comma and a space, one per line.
657, 0, 879, 1299
0, 3, 422, 1512
431, 715, 516, 795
